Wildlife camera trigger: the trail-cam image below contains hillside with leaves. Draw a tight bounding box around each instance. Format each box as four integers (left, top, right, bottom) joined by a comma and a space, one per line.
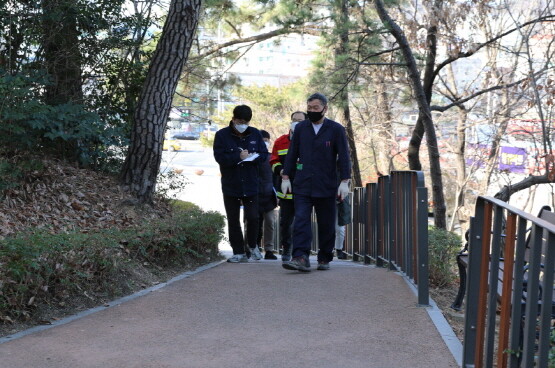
0, 155, 225, 336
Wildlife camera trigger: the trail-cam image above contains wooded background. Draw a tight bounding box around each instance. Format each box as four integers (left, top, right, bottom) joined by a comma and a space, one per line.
1, 0, 554, 232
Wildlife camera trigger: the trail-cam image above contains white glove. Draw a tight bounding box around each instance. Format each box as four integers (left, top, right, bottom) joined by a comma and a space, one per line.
337, 181, 350, 201
281, 178, 292, 195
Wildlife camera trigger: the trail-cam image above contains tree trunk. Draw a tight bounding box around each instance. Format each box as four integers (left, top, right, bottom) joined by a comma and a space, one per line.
374, 0, 447, 228
495, 174, 552, 202
448, 107, 469, 232
120, 0, 201, 203
42, 0, 83, 105
478, 91, 511, 194
408, 118, 424, 171
407, 2, 440, 171
444, 63, 470, 232
374, 71, 395, 175
342, 102, 363, 187
335, 0, 362, 187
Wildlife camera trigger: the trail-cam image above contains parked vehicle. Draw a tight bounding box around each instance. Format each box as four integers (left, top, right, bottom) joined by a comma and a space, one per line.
171, 130, 200, 140
163, 139, 182, 151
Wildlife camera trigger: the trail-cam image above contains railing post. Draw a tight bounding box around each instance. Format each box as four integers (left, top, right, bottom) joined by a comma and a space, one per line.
521, 222, 545, 367
385, 176, 395, 270
417, 186, 429, 306
537, 231, 555, 368
366, 182, 377, 264
462, 204, 485, 367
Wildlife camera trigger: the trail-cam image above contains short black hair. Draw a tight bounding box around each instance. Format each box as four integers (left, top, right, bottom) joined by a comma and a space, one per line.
290, 111, 307, 120
307, 92, 328, 106
260, 130, 270, 139
233, 105, 252, 122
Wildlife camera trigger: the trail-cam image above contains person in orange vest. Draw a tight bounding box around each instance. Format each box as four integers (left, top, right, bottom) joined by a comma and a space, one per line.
270, 111, 306, 262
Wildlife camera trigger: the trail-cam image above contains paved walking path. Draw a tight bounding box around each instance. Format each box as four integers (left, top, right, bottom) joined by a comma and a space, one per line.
0, 257, 460, 368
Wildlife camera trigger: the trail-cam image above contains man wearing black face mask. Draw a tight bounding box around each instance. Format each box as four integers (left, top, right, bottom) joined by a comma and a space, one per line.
281, 93, 351, 272
213, 105, 268, 263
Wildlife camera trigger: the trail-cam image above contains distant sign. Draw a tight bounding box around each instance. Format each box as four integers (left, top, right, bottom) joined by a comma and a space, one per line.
499, 146, 526, 173
466, 144, 528, 174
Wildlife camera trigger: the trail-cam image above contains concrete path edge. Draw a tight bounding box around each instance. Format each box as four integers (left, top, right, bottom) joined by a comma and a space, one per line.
0, 259, 464, 368
0, 259, 226, 345
398, 271, 463, 367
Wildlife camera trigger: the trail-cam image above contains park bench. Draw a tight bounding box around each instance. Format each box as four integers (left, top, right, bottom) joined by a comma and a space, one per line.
451, 205, 555, 315
459, 198, 555, 367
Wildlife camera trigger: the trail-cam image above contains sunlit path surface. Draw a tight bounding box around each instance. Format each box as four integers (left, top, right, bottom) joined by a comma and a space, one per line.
0, 260, 458, 368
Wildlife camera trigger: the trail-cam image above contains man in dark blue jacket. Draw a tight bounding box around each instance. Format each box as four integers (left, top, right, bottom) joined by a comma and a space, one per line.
281, 93, 351, 272
213, 105, 268, 263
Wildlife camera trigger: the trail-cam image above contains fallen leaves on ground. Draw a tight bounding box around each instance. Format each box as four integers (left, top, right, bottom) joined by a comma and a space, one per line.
0, 158, 171, 239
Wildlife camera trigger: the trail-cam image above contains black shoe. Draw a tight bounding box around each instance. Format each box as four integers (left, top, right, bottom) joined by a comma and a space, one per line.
264, 251, 278, 260
336, 249, 347, 260
317, 261, 330, 270
282, 255, 311, 272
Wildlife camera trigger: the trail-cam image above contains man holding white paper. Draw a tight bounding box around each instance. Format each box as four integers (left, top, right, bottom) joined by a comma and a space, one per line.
213, 105, 268, 263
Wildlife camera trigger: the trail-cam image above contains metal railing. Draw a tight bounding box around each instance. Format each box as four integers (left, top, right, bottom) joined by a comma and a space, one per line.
265, 171, 429, 305
319, 171, 429, 306
463, 196, 555, 368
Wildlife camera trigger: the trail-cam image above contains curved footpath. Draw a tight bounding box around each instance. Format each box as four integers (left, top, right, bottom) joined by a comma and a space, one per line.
0, 257, 460, 368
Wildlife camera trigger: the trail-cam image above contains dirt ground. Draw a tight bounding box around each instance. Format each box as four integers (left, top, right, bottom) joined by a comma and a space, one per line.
0, 258, 221, 338
430, 286, 465, 342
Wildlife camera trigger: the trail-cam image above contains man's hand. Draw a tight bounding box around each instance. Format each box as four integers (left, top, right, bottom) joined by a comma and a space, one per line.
281, 178, 292, 194
337, 181, 349, 201
239, 149, 249, 160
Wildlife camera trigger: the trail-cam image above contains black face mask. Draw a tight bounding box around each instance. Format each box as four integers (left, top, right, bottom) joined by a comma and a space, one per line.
307, 109, 324, 123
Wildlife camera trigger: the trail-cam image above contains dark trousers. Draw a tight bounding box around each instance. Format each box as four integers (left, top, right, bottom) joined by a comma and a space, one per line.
292, 194, 336, 262
279, 198, 295, 254
223, 194, 259, 255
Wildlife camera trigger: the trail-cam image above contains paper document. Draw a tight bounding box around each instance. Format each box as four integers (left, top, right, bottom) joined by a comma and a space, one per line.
238, 153, 259, 164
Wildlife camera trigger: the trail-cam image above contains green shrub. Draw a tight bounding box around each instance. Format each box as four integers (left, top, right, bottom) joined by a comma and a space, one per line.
125, 208, 225, 265
169, 199, 201, 212
0, 69, 128, 169
0, 206, 225, 322
0, 230, 125, 321
428, 226, 462, 288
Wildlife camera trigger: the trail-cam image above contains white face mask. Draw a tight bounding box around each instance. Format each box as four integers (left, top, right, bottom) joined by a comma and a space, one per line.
290, 121, 299, 132
234, 124, 248, 133
265, 141, 270, 149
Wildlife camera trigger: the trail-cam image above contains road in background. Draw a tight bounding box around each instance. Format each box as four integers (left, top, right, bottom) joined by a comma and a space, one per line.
160, 140, 232, 254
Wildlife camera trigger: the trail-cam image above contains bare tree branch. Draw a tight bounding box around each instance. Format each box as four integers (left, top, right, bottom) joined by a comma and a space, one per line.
191, 25, 325, 61
495, 174, 554, 202
430, 68, 550, 112
432, 15, 555, 80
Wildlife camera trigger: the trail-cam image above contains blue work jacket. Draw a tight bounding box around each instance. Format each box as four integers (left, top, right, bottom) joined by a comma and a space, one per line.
213, 123, 268, 197
282, 118, 351, 198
